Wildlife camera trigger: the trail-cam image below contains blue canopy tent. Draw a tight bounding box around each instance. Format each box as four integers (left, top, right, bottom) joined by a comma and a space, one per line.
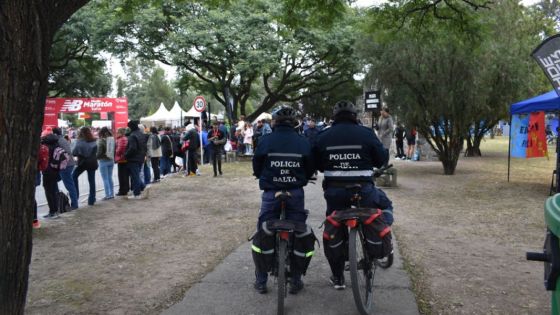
509, 91, 560, 193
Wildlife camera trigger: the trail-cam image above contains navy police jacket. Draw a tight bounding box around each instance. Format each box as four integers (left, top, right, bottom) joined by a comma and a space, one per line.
313, 120, 388, 183
253, 124, 314, 191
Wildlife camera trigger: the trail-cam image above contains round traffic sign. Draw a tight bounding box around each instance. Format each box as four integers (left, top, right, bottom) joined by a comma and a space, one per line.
193, 96, 206, 112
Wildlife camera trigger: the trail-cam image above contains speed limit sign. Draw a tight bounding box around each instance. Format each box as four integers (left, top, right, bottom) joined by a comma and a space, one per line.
193, 96, 206, 112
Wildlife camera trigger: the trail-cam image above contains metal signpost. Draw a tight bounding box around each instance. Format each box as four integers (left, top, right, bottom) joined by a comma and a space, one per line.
193, 96, 206, 166
364, 91, 381, 129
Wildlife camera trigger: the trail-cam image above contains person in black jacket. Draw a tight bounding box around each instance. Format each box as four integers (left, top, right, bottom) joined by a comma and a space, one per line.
125, 120, 148, 199
313, 100, 394, 290
41, 131, 61, 218
394, 122, 406, 159
208, 121, 226, 177
183, 125, 200, 176
72, 127, 98, 206
160, 127, 174, 176
251, 106, 315, 295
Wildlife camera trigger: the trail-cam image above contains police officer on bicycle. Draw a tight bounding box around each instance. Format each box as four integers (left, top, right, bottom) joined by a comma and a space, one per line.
313, 100, 394, 290
252, 106, 315, 295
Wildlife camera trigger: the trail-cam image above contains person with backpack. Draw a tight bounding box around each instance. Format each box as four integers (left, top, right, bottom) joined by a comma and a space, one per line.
147, 127, 162, 183
72, 127, 98, 206
35, 135, 51, 225
41, 129, 66, 218
97, 127, 115, 200
52, 127, 78, 209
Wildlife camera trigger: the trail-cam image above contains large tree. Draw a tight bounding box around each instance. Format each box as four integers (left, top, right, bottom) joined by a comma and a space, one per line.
0, 1, 350, 312
0, 2, 90, 313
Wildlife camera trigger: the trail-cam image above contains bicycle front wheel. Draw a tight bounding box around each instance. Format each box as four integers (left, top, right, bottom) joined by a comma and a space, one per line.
277, 238, 288, 315
349, 227, 375, 315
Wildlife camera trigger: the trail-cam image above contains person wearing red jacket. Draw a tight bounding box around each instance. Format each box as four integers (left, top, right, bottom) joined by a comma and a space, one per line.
115, 127, 130, 198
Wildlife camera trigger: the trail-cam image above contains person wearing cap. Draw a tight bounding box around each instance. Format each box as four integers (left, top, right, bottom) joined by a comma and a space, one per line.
208, 121, 226, 176
251, 106, 315, 295
312, 100, 394, 290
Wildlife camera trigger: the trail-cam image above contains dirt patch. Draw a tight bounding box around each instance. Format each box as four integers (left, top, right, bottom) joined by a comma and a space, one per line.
26, 162, 260, 315
387, 137, 551, 314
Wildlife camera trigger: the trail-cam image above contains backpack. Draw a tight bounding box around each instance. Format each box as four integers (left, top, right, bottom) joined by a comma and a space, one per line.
56, 192, 70, 213
151, 134, 161, 150
50, 146, 69, 171
38, 144, 49, 172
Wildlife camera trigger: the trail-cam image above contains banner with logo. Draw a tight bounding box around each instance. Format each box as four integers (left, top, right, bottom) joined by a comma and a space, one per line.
526, 111, 548, 158
532, 34, 560, 96
43, 98, 128, 131
511, 114, 529, 158
510, 112, 548, 158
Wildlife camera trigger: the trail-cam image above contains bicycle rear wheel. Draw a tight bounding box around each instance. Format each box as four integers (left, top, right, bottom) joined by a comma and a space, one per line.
349, 227, 375, 315
277, 238, 288, 315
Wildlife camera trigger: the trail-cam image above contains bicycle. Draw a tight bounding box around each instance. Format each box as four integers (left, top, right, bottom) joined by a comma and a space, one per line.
264, 191, 308, 315
329, 183, 393, 315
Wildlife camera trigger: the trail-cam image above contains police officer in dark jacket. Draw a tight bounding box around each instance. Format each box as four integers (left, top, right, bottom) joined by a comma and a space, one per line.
125, 120, 148, 198
252, 106, 315, 295
313, 100, 394, 290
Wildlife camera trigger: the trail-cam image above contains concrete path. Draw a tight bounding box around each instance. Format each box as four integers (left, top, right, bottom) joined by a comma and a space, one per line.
163, 176, 419, 315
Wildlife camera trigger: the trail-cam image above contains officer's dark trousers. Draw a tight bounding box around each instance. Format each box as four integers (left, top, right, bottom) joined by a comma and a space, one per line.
255, 188, 307, 285
323, 183, 393, 277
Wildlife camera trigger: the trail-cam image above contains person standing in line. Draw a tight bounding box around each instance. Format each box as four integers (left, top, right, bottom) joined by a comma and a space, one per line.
52, 127, 78, 209
147, 126, 162, 183
303, 119, 319, 146
115, 127, 130, 198
208, 121, 226, 177
377, 107, 394, 159
125, 120, 149, 199
183, 124, 200, 176
160, 127, 174, 177
72, 127, 98, 206
41, 129, 61, 218
139, 125, 151, 185
97, 127, 115, 200
406, 127, 417, 161
394, 122, 406, 160
244, 123, 254, 155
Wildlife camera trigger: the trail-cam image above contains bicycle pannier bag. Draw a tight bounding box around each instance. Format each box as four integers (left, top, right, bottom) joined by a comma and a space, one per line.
323, 211, 348, 266
362, 209, 392, 259
251, 222, 276, 273
291, 224, 317, 275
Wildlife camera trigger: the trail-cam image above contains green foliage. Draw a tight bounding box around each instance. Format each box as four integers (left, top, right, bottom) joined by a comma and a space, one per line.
121, 60, 178, 119
48, 6, 111, 97
362, 0, 550, 174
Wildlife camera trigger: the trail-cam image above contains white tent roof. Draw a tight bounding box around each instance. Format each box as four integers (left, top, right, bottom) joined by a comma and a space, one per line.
169, 101, 189, 119
184, 105, 202, 117
140, 103, 172, 122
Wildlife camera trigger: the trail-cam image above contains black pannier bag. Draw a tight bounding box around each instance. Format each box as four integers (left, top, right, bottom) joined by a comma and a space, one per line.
251, 222, 276, 273
361, 209, 392, 259
291, 224, 317, 275
323, 212, 349, 266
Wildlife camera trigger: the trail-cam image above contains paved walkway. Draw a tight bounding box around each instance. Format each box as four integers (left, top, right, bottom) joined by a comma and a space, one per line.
163, 177, 419, 315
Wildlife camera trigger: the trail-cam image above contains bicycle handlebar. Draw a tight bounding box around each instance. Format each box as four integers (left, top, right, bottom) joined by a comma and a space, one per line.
373, 164, 393, 178
526, 252, 549, 262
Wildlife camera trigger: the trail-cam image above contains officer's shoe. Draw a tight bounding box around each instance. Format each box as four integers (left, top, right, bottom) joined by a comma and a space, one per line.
254, 282, 268, 294
329, 275, 346, 290
289, 279, 304, 295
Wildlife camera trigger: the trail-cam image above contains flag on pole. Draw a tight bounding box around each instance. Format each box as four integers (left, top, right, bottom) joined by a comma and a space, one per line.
511, 112, 548, 158
532, 34, 560, 96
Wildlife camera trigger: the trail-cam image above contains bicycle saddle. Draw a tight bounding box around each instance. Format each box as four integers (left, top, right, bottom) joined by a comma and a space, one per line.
274, 191, 292, 201
333, 208, 379, 221
344, 184, 362, 194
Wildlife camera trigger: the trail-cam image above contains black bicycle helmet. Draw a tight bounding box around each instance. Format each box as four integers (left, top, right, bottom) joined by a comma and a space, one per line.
333, 100, 357, 116
272, 106, 297, 122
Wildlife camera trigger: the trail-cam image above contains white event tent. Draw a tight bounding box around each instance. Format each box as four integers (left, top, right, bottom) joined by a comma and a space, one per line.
168, 101, 189, 127
140, 103, 172, 126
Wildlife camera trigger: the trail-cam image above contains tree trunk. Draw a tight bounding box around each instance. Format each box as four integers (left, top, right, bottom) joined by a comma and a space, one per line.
0, 1, 88, 313
464, 134, 482, 157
